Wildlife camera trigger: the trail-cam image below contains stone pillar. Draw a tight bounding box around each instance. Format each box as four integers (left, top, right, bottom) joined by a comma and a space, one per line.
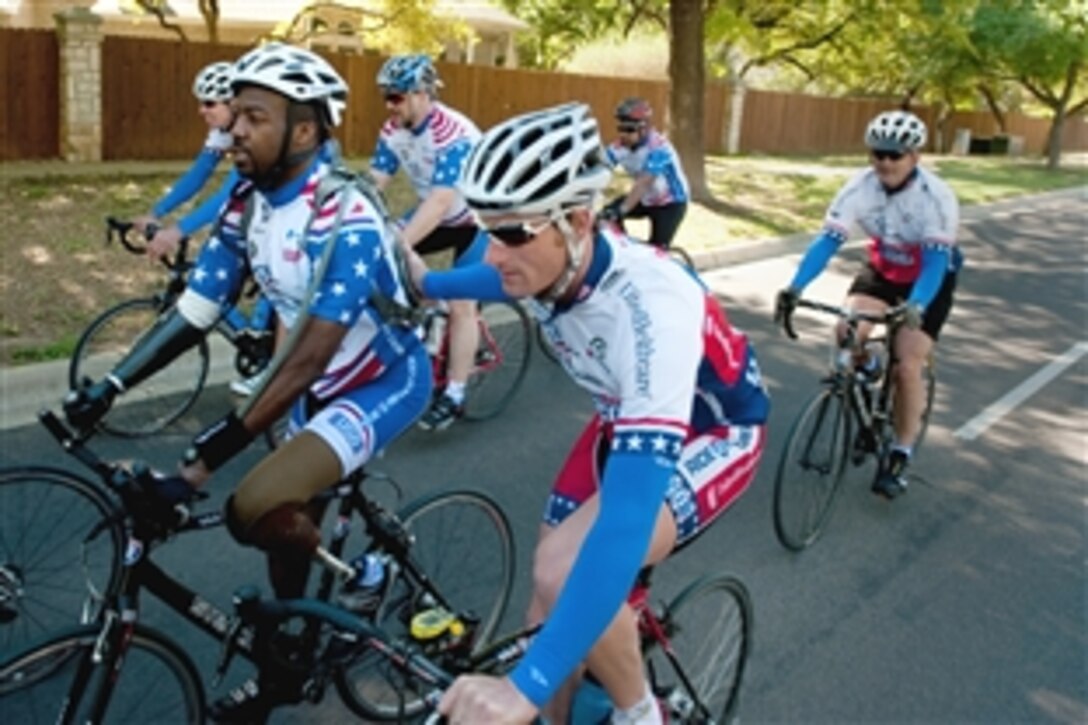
54, 7, 103, 162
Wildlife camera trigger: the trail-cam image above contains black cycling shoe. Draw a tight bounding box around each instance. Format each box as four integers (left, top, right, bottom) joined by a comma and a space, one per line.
417, 393, 464, 432
872, 450, 910, 500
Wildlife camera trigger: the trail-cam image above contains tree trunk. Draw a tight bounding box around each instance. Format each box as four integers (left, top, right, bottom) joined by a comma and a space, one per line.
200, 0, 220, 44
1045, 105, 1065, 170
668, 0, 709, 201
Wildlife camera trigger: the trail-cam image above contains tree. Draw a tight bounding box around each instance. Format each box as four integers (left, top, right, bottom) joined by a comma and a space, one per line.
970, 0, 1088, 168
267, 0, 471, 54
669, 0, 708, 199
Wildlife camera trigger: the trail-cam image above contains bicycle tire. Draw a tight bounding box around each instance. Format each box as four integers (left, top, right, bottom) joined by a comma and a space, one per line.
463, 301, 532, 421
646, 573, 753, 724
0, 466, 124, 657
336, 488, 515, 721
535, 320, 560, 365
0, 623, 205, 724
69, 298, 210, 437
773, 388, 851, 552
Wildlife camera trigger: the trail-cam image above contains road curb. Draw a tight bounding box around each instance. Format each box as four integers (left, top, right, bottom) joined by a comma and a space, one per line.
2, 186, 1084, 433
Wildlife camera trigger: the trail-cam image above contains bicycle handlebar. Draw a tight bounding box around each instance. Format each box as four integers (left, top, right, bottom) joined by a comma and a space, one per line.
783, 298, 903, 340
105, 216, 190, 272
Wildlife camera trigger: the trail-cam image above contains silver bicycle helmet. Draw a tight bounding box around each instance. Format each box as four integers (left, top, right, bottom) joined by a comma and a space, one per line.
231, 43, 348, 127
460, 102, 612, 218
865, 110, 927, 152
193, 61, 233, 103
376, 54, 442, 95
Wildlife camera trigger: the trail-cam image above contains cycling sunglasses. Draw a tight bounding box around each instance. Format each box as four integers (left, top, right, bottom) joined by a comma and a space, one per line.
617, 123, 642, 133
383, 92, 407, 104
871, 149, 905, 161
200, 100, 219, 109
484, 218, 554, 247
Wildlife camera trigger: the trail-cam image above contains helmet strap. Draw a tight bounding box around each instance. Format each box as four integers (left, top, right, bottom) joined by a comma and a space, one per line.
540, 212, 588, 303
252, 105, 321, 191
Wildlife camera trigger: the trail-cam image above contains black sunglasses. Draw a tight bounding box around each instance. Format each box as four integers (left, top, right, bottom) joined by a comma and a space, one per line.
484, 219, 553, 247
201, 100, 219, 109
617, 124, 641, 133
383, 92, 406, 104
871, 149, 905, 161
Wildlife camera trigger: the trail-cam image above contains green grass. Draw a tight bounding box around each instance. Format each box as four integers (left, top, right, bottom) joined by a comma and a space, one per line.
1, 153, 1083, 366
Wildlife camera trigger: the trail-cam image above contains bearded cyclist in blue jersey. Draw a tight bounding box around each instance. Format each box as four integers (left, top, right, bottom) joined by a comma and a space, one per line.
775, 110, 962, 500
401, 103, 769, 725
370, 54, 483, 431
130, 60, 277, 396
64, 43, 431, 721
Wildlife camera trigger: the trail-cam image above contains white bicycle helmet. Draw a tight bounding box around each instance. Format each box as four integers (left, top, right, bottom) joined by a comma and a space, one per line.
865, 110, 927, 152
192, 61, 233, 103
231, 43, 348, 127
461, 102, 612, 218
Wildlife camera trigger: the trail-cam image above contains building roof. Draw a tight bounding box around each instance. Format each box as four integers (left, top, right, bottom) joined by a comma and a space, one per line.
89, 0, 526, 32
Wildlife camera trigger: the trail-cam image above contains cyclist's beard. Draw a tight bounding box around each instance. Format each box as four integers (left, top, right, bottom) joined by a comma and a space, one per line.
244, 122, 316, 191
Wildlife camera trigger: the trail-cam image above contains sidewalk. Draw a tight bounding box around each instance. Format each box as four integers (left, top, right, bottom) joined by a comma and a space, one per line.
1, 185, 1084, 432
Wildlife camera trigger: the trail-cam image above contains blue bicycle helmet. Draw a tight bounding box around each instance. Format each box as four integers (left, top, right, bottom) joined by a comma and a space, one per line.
376, 54, 442, 95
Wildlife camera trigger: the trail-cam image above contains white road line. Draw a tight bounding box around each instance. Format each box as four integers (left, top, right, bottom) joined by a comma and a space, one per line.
954, 341, 1088, 441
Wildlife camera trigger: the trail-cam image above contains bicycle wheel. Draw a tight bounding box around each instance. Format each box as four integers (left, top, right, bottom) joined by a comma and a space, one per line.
463, 301, 531, 421
69, 298, 210, 437
773, 387, 851, 552
0, 467, 124, 657
535, 320, 560, 364
646, 574, 753, 725
336, 489, 515, 720
0, 624, 205, 724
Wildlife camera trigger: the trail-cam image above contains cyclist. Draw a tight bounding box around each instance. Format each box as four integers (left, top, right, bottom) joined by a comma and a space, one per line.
403, 103, 769, 724
131, 59, 276, 397
370, 54, 483, 431
601, 97, 690, 250
774, 109, 961, 500
64, 42, 431, 721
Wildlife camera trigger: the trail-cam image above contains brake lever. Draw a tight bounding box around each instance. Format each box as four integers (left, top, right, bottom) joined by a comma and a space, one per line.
782, 306, 799, 340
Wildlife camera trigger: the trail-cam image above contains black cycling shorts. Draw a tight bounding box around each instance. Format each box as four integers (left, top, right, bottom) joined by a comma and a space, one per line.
415, 225, 478, 261
847, 263, 957, 341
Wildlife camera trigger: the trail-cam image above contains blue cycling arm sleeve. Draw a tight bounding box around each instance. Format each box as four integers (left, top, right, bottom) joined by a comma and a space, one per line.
906, 245, 950, 309
789, 228, 846, 291
509, 449, 676, 707
152, 148, 221, 218
177, 168, 238, 237
421, 263, 508, 301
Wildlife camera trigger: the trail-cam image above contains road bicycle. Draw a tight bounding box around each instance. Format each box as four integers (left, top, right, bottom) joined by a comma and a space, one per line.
69, 217, 275, 437
2, 414, 750, 724
772, 298, 936, 552
0, 408, 515, 705
420, 299, 532, 421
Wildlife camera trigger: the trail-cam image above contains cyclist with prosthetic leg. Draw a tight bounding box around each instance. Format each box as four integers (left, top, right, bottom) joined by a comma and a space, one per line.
64, 43, 431, 722
775, 110, 962, 500
401, 103, 769, 724
369, 54, 483, 430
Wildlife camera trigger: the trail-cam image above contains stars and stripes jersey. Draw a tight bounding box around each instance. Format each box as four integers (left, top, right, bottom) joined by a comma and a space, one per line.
825, 166, 963, 284
181, 159, 421, 402
370, 103, 480, 227
606, 130, 690, 206
535, 228, 769, 436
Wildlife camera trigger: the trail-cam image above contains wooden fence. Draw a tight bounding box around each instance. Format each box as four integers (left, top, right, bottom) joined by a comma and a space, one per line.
6, 30, 1087, 161
0, 29, 59, 161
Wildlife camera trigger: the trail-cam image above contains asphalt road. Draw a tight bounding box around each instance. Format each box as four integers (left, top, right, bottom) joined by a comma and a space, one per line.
1, 189, 1085, 723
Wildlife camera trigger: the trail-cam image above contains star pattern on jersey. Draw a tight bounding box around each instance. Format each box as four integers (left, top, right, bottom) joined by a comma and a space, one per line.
611, 430, 683, 458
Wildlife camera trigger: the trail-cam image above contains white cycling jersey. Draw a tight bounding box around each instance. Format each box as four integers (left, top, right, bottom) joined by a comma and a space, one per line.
825, 166, 960, 284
